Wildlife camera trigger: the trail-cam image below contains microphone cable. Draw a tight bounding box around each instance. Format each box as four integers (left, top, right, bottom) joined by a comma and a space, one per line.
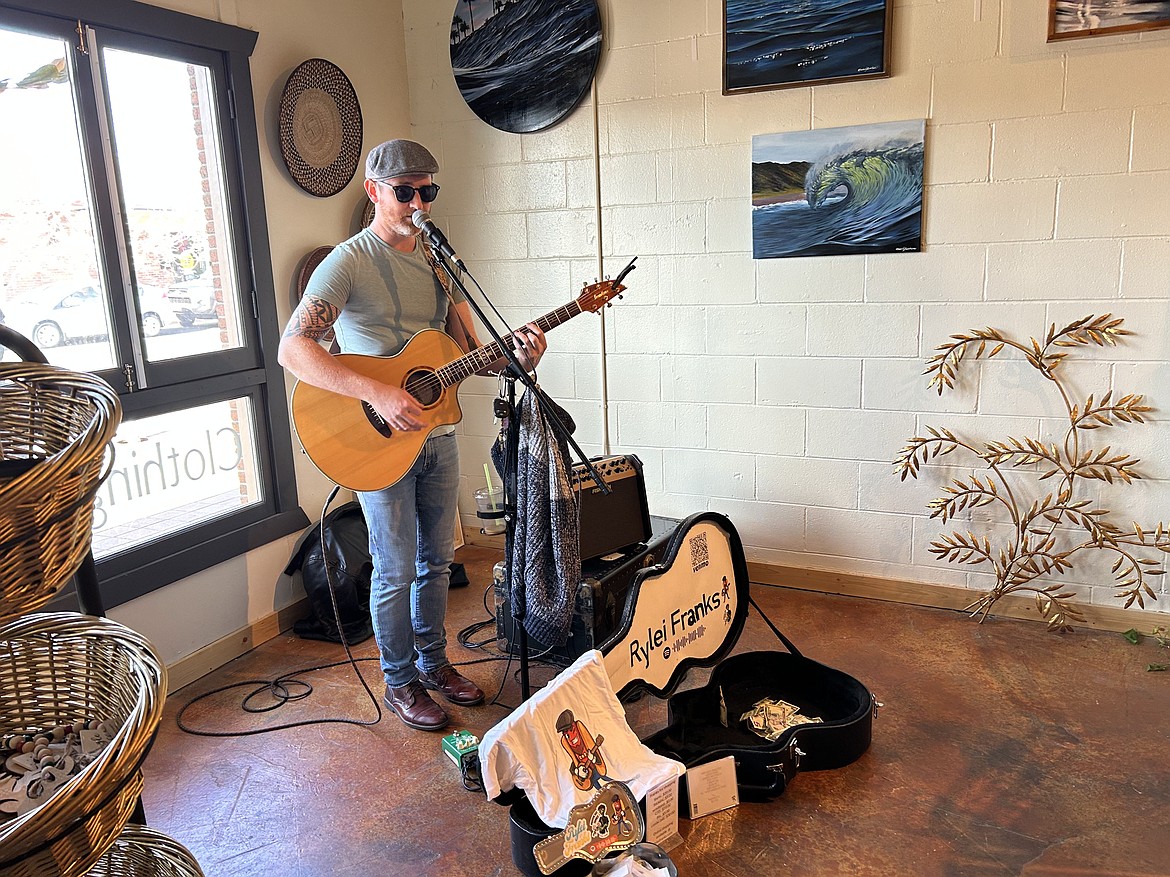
176, 484, 385, 737
453, 580, 568, 714
176, 487, 558, 737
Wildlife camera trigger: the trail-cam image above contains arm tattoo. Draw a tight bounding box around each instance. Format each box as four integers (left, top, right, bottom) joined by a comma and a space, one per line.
284, 296, 340, 342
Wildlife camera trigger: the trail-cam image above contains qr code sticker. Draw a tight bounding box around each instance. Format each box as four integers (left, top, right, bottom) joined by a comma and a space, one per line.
689, 531, 709, 573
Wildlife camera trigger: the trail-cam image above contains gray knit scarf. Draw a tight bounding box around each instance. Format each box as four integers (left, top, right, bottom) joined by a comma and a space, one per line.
508, 389, 580, 647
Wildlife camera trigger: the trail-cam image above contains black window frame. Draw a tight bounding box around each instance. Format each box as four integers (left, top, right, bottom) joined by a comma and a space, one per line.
1, 0, 308, 610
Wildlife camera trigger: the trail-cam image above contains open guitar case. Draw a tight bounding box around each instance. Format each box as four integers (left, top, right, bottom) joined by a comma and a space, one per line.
502, 512, 876, 875
602, 510, 876, 807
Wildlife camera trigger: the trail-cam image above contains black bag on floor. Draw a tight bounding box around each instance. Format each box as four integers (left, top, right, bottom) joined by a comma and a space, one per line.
285, 501, 375, 644
284, 502, 472, 643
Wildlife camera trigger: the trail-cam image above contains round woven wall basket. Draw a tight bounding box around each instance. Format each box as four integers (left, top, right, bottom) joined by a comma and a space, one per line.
0, 613, 167, 877
85, 825, 205, 877
295, 246, 335, 302
0, 363, 121, 624
278, 58, 363, 197
294, 246, 338, 352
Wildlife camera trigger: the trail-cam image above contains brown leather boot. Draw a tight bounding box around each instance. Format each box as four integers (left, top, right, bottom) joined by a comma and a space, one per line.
418, 664, 485, 706
384, 680, 449, 731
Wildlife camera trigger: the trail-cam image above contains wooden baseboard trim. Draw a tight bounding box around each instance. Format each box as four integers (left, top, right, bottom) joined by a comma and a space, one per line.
747, 561, 1170, 634
460, 525, 1168, 634
461, 527, 504, 551
166, 599, 310, 694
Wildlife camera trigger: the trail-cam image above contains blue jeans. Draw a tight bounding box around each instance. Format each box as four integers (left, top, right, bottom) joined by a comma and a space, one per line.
357, 432, 460, 689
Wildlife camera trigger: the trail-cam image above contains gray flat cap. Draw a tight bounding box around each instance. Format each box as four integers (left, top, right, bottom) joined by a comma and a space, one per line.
365, 139, 439, 180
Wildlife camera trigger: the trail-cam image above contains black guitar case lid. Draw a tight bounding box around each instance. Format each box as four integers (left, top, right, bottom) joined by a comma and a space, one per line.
599, 511, 875, 802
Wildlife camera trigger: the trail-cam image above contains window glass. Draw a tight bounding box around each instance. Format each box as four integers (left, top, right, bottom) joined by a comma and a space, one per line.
102, 47, 245, 362
0, 3, 306, 608
91, 397, 264, 559
0, 26, 114, 369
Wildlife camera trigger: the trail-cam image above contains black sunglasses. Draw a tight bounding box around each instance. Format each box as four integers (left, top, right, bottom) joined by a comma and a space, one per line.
377, 181, 440, 203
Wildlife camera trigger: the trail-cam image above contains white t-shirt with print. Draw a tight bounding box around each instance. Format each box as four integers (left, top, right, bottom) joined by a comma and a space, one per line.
479, 650, 684, 828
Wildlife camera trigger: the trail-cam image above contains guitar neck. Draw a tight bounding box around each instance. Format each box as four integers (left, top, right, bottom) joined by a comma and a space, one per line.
437, 300, 584, 385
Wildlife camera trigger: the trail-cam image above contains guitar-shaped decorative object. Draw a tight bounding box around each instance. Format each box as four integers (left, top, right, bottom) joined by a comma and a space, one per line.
532, 781, 643, 875
291, 263, 632, 491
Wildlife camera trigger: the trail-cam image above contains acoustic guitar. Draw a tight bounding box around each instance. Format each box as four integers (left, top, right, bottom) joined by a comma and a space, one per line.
290, 277, 627, 491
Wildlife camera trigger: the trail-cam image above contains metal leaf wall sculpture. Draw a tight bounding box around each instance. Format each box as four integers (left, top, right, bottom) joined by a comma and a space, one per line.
894, 315, 1169, 631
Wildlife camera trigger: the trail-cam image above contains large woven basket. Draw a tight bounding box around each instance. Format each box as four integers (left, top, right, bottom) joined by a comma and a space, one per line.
0, 613, 167, 877
85, 825, 204, 877
0, 363, 121, 623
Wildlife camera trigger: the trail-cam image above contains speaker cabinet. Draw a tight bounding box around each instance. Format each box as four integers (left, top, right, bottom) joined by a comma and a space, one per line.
573, 454, 652, 562
494, 517, 679, 667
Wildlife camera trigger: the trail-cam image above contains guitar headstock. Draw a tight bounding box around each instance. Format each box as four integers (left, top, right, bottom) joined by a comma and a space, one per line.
576, 257, 636, 314
576, 279, 625, 313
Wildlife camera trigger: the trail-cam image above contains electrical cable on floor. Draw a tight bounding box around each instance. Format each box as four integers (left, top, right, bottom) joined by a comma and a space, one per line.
178, 487, 573, 737
455, 580, 558, 662
451, 580, 567, 712
459, 750, 485, 793
177, 484, 385, 737
454, 582, 500, 650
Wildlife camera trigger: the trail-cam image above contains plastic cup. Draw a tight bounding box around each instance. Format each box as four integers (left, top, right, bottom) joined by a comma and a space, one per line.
474, 486, 505, 535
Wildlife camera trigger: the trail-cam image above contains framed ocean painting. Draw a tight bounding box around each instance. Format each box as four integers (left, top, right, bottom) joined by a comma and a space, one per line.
751, 119, 925, 260
1048, 0, 1170, 40
723, 0, 891, 94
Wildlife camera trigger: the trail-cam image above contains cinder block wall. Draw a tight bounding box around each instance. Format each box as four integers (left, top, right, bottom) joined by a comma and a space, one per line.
403, 0, 1170, 616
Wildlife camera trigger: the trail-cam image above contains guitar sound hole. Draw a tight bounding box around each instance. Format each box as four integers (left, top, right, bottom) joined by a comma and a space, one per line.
404, 368, 441, 407
362, 401, 392, 438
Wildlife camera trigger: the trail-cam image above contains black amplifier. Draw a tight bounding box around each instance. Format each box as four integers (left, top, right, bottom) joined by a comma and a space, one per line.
494, 516, 679, 667
573, 454, 652, 563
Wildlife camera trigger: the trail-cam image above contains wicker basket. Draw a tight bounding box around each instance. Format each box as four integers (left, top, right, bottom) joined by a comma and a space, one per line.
85, 825, 204, 877
0, 613, 167, 877
0, 364, 121, 623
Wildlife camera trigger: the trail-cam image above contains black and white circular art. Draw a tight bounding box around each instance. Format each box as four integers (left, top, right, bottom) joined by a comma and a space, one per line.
449, 0, 602, 134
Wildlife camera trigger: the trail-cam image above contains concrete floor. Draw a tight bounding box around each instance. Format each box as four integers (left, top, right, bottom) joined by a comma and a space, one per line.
142, 545, 1170, 876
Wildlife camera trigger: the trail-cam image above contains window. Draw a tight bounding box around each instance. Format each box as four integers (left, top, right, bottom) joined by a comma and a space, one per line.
0, 0, 307, 608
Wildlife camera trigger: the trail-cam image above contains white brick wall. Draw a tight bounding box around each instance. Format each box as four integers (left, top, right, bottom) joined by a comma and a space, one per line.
1132, 106, 1170, 172
866, 245, 986, 302
985, 241, 1123, 300
401, 0, 1170, 616
758, 255, 866, 303
758, 357, 862, 408
1121, 239, 1170, 298
992, 110, 1133, 180
1058, 173, 1170, 238
926, 180, 1058, 243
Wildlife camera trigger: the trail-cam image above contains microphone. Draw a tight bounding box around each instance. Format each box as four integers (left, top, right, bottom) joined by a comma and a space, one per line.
412, 209, 464, 269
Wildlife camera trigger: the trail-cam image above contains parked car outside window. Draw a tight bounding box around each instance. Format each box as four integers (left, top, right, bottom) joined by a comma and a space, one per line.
0, 278, 181, 348
164, 280, 218, 326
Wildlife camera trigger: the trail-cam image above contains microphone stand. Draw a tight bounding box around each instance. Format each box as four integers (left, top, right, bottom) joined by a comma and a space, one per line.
426, 244, 625, 701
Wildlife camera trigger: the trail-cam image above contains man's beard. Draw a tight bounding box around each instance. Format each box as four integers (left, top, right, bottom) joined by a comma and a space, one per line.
383, 213, 417, 239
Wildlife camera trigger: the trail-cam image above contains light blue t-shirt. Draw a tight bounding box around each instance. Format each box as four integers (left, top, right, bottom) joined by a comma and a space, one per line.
305, 228, 464, 358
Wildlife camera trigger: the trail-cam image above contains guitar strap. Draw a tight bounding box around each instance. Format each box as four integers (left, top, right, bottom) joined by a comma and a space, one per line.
419, 237, 479, 355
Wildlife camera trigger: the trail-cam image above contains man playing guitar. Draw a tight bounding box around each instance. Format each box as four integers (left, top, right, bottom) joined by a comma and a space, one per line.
278, 139, 546, 732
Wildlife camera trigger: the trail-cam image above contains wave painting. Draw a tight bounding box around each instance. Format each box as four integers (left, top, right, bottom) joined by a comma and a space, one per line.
1049, 1, 1170, 39
751, 119, 925, 260
724, 0, 888, 92
450, 0, 601, 134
